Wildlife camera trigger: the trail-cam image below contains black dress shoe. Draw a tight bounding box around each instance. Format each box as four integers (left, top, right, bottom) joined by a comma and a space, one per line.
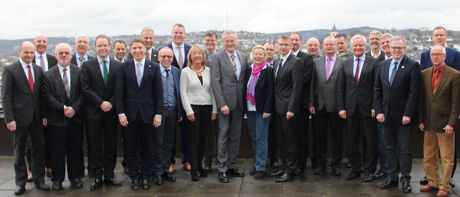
51, 182, 62, 191
314, 166, 327, 175
14, 186, 26, 195
162, 172, 176, 182
218, 172, 229, 183
419, 176, 428, 185
141, 178, 150, 190
402, 182, 412, 193
90, 178, 103, 191
191, 174, 199, 182
227, 168, 244, 177
153, 176, 163, 185
345, 171, 361, 180
254, 171, 265, 179
270, 169, 284, 177
331, 166, 341, 176
204, 165, 212, 173
380, 178, 398, 189
362, 174, 374, 182
374, 169, 388, 180
70, 179, 83, 189
35, 182, 50, 191
293, 169, 304, 177
104, 178, 122, 186
131, 179, 139, 190
275, 172, 292, 182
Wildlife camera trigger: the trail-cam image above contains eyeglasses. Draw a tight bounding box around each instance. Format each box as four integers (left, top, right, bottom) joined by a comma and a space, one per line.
160, 55, 173, 58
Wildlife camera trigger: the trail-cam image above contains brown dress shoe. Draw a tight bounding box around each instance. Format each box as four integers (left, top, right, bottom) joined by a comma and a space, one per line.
183, 162, 191, 171
436, 188, 449, 197
420, 185, 437, 192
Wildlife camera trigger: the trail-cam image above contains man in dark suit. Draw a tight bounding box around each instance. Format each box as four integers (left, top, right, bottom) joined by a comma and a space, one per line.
366, 31, 385, 62
418, 45, 460, 197
152, 47, 182, 184
2, 41, 50, 195
290, 32, 313, 176
210, 30, 248, 183
375, 36, 420, 193
337, 35, 378, 182
71, 35, 95, 67
167, 23, 192, 172
309, 36, 344, 176
80, 35, 122, 191
116, 38, 163, 190
271, 35, 303, 182
419, 26, 460, 187
113, 39, 127, 63
41, 43, 84, 191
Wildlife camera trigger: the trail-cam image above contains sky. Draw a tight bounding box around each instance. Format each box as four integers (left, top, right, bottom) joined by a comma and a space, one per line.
1, 0, 459, 39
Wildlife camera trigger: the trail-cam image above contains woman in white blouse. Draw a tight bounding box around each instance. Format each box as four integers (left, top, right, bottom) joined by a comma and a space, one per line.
180, 45, 217, 182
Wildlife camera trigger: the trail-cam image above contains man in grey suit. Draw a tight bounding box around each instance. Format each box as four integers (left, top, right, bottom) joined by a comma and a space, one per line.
309, 36, 344, 176
210, 30, 248, 183
271, 35, 304, 182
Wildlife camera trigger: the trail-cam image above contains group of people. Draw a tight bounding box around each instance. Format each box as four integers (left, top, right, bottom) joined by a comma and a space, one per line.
2, 24, 459, 197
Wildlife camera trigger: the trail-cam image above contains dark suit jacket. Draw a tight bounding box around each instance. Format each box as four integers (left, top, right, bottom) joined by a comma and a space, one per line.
296, 51, 314, 109
374, 55, 421, 120
274, 54, 304, 114
167, 43, 191, 69
420, 47, 460, 71
115, 59, 163, 123
243, 65, 274, 113
310, 55, 343, 113
80, 58, 120, 120
337, 55, 378, 116
162, 65, 183, 118
1, 61, 44, 126
128, 48, 158, 63
41, 65, 84, 126
71, 54, 95, 66
418, 66, 460, 132
33, 53, 57, 70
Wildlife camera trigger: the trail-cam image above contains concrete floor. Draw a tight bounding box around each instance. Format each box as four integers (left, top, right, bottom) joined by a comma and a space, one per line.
0, 157, 458, 197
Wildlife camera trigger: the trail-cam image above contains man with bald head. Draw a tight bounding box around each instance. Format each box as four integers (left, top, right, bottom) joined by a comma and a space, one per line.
71, 35, 95, 67
305, 37, 321, 58
2, 41, 49, 195
34, 35, 57, 72
337, 35, 378, 182
42, 43, 85, 191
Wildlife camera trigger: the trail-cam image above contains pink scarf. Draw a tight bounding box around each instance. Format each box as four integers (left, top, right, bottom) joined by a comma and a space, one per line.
246, 61, 265, 105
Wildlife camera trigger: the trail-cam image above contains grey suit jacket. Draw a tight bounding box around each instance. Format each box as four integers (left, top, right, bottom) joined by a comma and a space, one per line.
210, 49, 248, 110
309, 56, 343, 113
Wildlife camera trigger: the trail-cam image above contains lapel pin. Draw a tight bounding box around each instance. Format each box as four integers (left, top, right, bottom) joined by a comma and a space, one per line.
149, 65, 151, 68
401, 66, 405, 69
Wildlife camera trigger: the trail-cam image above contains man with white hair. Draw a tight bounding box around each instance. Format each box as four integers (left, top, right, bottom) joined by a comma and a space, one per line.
71, 35, 94, 67
366, 30, 385, 61
42, 43, 85, 191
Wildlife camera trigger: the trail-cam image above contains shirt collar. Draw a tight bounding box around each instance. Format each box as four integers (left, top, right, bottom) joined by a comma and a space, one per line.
354, 53, 366, 61
291, 49, 300, 56
76, 53, 88, 60
19, 58, 32, 68
57, 64, 69, 72
280, 52, 290, 60
97, 56, 110, 64
35, 51, 47, 58
226, 50, 238, 58
135, 58, 145, 66
325, 54, 337, 61
172, 42, 184, 49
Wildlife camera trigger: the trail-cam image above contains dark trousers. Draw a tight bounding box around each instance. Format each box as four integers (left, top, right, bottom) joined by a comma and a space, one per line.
377, 122, 389, 172
313, 108, 343, 167
124, 115, 154, 180
275, 113, 298, 174
188, 105, 212, 176
296, 110, 310, 171
13, 124, 46, 187
155, 107, 177, 176
346, 113, 377, 175
384, 115, 412, 183
86, 112, 118, 179
48, 121, 83, 183
268, 116, 278, 167
204, 120, 217, 167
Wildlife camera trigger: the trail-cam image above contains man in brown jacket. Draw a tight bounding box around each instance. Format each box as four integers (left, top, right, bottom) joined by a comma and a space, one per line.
418, 45, 460, 197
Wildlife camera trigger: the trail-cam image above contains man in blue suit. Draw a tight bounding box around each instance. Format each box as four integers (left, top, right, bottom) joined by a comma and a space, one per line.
167, 23, 192, 173
116, 38, 163, 191
152, 47, 182, 185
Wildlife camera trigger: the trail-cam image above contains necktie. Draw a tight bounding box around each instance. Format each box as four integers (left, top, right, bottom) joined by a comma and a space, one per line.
432, 68, 441, 93
177, 47, 184, 69
231, 54, 237, 74
136, 63, 143, 87
326, 58, 333, 80
27, 65, 34, 92
62, 68, 70, 97
276, 58, 284, 77
389, 62, 398, 85
78, 56, 84, 67
145, 51, 151, 61
39, 55, 46, 71
354, 58, 360, 81
165, 69, 170, 78
102, 60, 109, 85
